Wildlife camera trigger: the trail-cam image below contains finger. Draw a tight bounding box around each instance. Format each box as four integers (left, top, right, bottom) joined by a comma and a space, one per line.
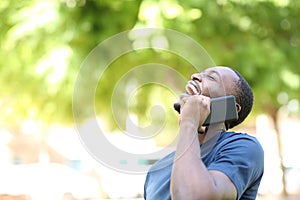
179, 93, 190, 101
179, 94, 190, 108
197, 95, 211, 105
202, 95, 211, 108
196, 95, 211, 114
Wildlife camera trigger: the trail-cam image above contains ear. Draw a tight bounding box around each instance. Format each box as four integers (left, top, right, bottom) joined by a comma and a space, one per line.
236, 103, 241, 113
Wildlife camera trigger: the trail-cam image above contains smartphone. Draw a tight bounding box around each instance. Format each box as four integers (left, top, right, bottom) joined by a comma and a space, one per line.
173, 95, 238, 126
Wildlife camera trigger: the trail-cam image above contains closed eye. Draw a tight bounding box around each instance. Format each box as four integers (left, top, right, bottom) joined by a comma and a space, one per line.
206, 74, 215, 81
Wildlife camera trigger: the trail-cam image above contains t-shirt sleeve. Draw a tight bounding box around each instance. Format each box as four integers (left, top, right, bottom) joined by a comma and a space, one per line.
207, 136, 264, 199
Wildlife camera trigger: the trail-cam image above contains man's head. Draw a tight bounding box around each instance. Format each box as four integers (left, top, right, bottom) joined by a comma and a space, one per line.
227, 68, 254, 128
189, 66, 254, 129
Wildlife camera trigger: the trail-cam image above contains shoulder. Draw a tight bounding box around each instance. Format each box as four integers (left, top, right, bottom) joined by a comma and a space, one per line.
208, 131, 264, 180
214, 131, 264, 163
220, 131, 260, 143
219, 131, 263, 154
208, 131, 264, 199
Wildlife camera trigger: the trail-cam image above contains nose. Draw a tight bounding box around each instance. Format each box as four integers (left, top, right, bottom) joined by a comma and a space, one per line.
191, 73, 202, 82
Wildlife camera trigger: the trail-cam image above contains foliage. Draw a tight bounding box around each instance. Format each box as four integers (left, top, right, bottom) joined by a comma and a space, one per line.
160, 0, 300, 118
0, 0, 299, 129
0, 0, 142, 126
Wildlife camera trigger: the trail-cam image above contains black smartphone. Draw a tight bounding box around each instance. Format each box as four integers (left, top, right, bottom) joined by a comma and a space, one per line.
173, 95, 238, 126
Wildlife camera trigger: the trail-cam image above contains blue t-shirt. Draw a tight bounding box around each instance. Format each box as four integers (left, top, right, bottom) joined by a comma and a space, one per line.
144, 131, 264, 200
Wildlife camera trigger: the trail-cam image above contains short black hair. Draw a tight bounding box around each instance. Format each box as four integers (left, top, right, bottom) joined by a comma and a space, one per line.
226, 68, 254, 129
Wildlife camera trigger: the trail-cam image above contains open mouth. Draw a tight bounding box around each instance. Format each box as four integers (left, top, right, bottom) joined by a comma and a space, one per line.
186, 80, 202, 95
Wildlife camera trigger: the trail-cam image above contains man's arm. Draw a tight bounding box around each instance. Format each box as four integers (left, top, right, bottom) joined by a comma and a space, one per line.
170, 95, 237, 200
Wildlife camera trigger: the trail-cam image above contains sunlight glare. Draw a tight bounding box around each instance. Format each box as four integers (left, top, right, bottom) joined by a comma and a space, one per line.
35, 47, 71, 84
281, 69, 300, 89
162, 1, 183, 19
9, 1, 57, 41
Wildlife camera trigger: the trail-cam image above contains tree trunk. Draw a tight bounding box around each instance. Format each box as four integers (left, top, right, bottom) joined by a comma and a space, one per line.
267, 107, 288, 196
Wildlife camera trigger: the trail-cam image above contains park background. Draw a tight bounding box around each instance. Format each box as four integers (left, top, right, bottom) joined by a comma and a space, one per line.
0, 0, 300, 199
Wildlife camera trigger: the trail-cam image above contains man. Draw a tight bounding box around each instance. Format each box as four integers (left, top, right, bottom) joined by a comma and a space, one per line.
144, 66, 264, 200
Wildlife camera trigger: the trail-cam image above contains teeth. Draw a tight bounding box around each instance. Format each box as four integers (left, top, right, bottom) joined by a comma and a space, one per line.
185, 84, 192, 95
192, 85, 198, 94
186, 84, 199, 95
185, 80, 201, 95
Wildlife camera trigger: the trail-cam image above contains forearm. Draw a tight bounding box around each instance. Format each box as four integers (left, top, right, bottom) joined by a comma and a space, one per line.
170, 122, 218, 200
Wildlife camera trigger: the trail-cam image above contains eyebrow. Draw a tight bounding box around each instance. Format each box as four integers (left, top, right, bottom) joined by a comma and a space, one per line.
203, 69, 221, 78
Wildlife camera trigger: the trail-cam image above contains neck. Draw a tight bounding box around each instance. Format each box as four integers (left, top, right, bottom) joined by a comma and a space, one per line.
198, 123, 225, 144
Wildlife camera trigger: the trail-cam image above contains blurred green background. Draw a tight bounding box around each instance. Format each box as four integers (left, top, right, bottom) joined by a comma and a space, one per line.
0, 0, 300, 199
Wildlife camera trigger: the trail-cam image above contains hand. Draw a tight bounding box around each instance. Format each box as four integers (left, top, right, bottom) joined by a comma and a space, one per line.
179, 94, 211, 129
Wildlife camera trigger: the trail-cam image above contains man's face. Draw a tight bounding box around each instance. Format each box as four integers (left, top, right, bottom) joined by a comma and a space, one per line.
186, 66, 239, 98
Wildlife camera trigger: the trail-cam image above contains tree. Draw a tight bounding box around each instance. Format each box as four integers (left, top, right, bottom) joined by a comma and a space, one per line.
0, 0, 142, 126
1, 0, 299, 195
